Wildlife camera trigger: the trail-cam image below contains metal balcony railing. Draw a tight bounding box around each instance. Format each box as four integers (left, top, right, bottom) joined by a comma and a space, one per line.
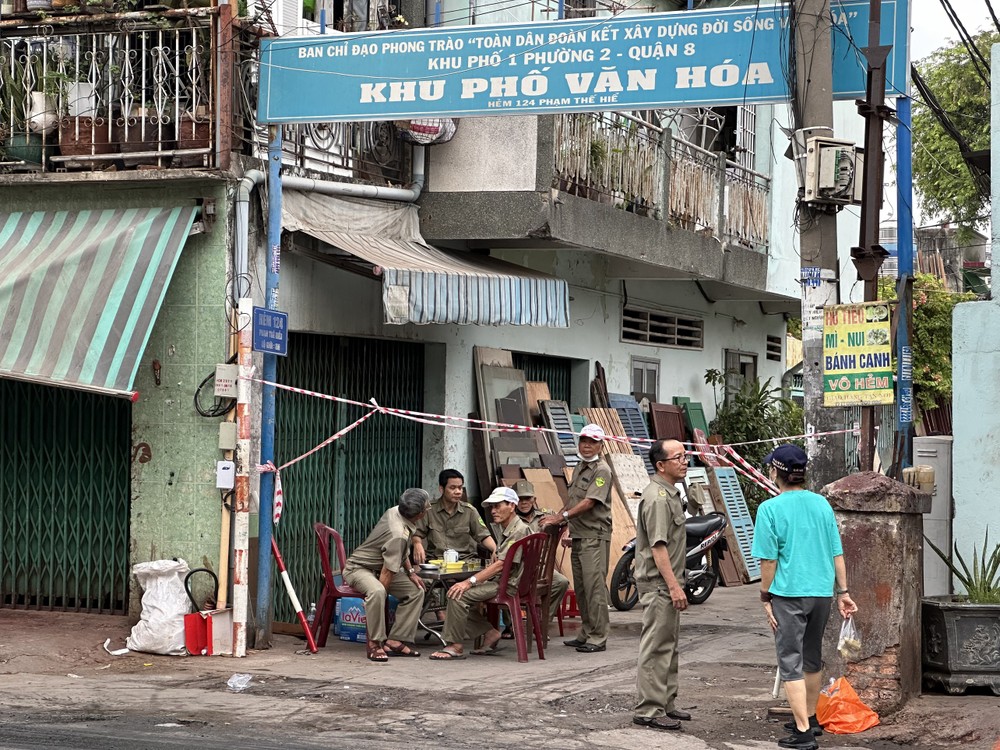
236, 36, 410, 187
553, 111, 771, 249
0, 8, 219, 173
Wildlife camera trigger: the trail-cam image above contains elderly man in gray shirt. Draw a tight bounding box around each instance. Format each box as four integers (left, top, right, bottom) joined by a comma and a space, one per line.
343, 488, 429, 663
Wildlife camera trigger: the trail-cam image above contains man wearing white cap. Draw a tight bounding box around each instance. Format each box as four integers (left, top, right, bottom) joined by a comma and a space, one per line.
430, 487, 529, 660
541, 423, 614, 653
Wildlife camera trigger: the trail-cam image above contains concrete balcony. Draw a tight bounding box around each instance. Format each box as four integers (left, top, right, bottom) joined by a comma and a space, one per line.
419, 112, 778, 301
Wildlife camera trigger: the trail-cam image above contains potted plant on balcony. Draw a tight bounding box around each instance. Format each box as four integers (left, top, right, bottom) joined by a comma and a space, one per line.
922, 530, 1000, 695
57, 73, 115, 169
0, 54, 45, 167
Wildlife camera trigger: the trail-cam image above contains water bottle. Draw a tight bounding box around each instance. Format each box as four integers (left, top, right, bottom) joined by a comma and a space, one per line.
306, 602, 316, 626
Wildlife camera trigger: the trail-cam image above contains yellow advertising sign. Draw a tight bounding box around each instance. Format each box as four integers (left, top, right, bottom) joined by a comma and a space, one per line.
822, 302, 894, 407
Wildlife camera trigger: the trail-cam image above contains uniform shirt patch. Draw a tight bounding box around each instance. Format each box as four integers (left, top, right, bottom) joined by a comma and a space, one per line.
595, 477, 605, 487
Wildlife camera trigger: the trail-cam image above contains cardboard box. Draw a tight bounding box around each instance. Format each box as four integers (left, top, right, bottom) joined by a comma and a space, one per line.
335, 595, 398, 643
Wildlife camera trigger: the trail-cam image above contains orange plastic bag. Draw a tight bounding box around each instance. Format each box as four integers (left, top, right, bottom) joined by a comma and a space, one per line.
815, 677, 880, 734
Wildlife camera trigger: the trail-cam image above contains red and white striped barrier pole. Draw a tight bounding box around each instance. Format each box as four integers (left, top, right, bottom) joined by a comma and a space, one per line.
271, 537, 317, 653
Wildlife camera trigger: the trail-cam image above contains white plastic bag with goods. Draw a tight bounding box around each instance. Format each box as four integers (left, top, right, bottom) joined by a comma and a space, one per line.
126, 559, 192, 655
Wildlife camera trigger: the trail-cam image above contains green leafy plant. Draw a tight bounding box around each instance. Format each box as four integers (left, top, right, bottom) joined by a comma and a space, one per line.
878, 274, 975, 412
924, 530, 1000, 604
705, 372, 804, 516
912, 31, 994, 236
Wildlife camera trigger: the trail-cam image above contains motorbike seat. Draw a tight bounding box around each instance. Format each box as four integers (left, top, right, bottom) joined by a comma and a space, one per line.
685, 513, 726, 538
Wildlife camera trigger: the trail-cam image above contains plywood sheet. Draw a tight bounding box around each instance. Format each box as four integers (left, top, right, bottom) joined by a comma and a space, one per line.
473, 347, 514, 482
608, 453, 650, 522
526, 381, 551, 422
522, 468, 574, 584
578, 407, 633, 455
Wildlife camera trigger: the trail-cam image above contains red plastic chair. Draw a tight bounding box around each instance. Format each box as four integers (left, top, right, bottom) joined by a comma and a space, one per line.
312, 522, 387, 648
534, 527, 565, 644
486, 532, 547, 663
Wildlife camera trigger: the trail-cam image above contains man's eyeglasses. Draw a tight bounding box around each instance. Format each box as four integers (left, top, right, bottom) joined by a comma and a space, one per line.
663, 454, 687, 463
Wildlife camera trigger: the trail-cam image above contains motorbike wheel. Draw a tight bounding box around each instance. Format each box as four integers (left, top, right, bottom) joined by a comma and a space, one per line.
685, 549, 718, 605
610, 549, 639, 611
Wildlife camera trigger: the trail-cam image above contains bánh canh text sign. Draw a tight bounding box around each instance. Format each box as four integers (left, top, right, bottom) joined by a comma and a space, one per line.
822, 303, 894, 407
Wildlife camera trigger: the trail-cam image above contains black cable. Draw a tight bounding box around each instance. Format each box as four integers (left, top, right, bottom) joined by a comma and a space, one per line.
987, 0, 1000, 33
937, 0, 990, 83
194, 355, 238, 418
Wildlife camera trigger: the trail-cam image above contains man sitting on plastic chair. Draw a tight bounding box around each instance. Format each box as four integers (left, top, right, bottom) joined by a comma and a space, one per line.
429, 487, 527, 660
342, 488, 429, 663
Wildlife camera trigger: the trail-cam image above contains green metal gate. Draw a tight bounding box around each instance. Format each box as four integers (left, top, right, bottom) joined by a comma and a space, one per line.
273, 334, 424, 623
512, 352, 572, 404
0, 379, 131, 614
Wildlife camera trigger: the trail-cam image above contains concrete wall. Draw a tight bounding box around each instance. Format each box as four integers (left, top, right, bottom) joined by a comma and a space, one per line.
429, 116, 539, 192
950, 48, 1000, 579
128, 183, 232, 611
280, 244, 786, 494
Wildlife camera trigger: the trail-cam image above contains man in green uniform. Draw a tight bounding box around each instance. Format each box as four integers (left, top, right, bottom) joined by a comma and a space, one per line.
429, 487, 529, 660
541, 423, 613, 653
343, 488, 429, 663
514, 479, 570, 620
632, 439, 690, 730
412, 469, 496, 563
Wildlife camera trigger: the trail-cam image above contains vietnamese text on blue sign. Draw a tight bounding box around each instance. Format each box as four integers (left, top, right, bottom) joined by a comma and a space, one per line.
253, 307, 289, 356
258, 1, 907, 123
259, 6, 791, 122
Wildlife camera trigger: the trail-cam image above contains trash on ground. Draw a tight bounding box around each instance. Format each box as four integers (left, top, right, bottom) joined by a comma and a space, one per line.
227, 673, 253, 692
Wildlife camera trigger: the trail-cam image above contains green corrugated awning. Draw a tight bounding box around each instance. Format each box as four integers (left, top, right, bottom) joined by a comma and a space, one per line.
0, 206, 198, 398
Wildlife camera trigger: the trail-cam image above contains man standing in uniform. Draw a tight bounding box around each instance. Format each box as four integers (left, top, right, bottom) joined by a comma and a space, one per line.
412, 469, 496, 563
513, 479, 570, 621
429, 487, 529, 660
343, 488, 429, 663
633, 439, 691, 731
541, 423, 613, 653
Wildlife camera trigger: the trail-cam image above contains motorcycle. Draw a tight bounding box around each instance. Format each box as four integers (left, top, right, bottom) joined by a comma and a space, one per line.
610, 512, 729, 610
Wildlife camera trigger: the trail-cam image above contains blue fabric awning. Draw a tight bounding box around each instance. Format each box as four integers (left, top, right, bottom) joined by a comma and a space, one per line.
0, 206, 197, 397
281, 191, 569, 327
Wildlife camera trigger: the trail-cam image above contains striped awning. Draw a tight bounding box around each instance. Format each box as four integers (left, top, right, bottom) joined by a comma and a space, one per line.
282, 191, 569, 327
0, 206, 198, 398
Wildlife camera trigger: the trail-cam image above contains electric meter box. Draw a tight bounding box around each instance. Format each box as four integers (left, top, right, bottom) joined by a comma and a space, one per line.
804, 136, 863, 206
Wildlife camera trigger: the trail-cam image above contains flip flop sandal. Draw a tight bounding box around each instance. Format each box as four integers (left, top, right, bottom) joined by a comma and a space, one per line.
429, 648, 467, 660
385, 642, 421, 657
471, 643, 504, 656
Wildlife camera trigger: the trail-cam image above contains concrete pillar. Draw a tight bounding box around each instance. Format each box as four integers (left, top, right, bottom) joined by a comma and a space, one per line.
821, 471, 931, 715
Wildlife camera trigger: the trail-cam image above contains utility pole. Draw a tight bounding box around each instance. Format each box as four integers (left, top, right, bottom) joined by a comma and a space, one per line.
851, 0, 892, 472
795, 0, 847, 487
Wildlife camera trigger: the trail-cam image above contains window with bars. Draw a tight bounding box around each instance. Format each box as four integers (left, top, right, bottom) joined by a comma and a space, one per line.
631, 356, 660, 403
621, 305, 704, 349
724, 349, 758, 403
766, 335, 782, 362
563, 0, 597, 18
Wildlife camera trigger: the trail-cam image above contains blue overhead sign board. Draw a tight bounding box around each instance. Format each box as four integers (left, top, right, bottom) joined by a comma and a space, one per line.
253, 307, 289, 356
832, 0, 908, 99
257, 1, 907, 123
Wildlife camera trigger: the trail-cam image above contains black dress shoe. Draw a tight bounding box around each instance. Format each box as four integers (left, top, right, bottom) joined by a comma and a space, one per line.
575, 643, 606, 653
632, 716, 681, 731
667, 709, 691, 721
777, 730, 819, 749
563, 638, 585, 647
784, 716, 823, 736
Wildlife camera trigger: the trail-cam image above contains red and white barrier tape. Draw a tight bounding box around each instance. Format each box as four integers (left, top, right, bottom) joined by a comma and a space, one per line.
242, 375, 837, 495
